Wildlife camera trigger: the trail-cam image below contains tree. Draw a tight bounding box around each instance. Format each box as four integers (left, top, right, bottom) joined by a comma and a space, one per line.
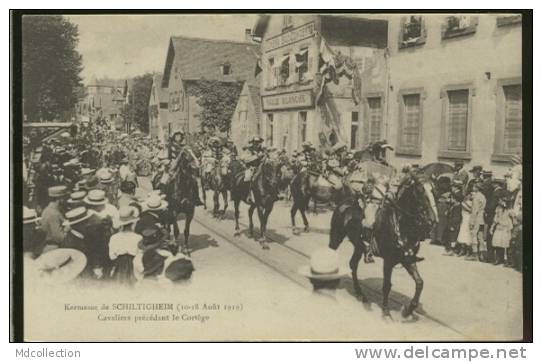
22, 15, 83, 122
190, 80, 244, 133
121, 73, 153, 133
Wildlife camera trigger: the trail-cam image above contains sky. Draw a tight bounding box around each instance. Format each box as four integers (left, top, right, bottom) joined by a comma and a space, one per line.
67, 14, 258, 83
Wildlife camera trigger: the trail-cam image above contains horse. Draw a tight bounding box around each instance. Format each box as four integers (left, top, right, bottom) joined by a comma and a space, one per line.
329, 174, 437, 318
205, 157, 230, 218
167, 146, 200, 256
290, 166, 358, 232
229, 156, 282, 249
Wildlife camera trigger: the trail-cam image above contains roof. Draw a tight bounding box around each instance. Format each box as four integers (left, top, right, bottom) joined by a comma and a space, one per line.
162, 36, 260, 88
247, 85, 262, 123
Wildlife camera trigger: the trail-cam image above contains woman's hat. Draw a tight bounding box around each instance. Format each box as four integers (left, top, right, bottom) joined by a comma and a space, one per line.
23, 207, 40, 224
138, 228, 164, 251
84, 189, 107, 206
63, 206, 93, 226
144, 194, 168, 211
469, 165, 483, 173
331, 142, 347, 153
34, 248, 87, 284
120, 180, 136, 194
165, 258, 194, 282
67, 191, 87, 205
115, 206, 139, 228
298, 248, 349, 281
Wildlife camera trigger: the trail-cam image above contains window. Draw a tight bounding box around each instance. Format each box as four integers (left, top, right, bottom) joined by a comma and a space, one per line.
351, 112, 359, 149
497, 15, 522, 27
159, 102, 168, 109
239, 110, 248, 126
502, 84, 522, 154
400, 16, 426, 48
279, 55, 290, 85
398, 93, 422, 153
267, 58, 275, 88
266, 113, 274, 146
295, 48, 309, 82
442, 16, 478, 39
299, 112, 307, 146
446, 89, 469, 152
220, 63, 231, 75
367, 97, 383, 143
282, 15, 293, 30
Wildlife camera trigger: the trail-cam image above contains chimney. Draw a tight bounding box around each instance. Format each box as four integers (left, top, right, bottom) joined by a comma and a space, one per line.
245, 28, 252, 42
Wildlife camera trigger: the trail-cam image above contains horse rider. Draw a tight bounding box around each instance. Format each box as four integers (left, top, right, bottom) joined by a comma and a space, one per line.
224, 138, 238, 158
168, 130, 204, 207
326, 142, 348, 177
370, 140, 394, 166
242, 136, 266, 203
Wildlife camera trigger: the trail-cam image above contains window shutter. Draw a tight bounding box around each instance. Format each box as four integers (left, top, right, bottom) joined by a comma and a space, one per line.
503, 85, 522, 154
420, 17, 427, 42
447, 90, 469, 151
399, 16, 406, 46
401, 94, 421, 148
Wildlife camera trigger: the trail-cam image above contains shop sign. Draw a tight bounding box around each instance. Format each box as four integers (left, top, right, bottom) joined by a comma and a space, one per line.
262, 90, 313, 111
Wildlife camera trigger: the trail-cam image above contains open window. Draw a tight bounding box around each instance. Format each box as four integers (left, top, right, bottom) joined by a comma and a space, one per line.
399, 16, 426, 49
441, 16, 478, 39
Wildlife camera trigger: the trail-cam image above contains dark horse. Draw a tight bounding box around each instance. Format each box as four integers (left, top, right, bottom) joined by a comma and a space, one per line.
329, 175, 436, 318
167, 146, 200, 256
229, 156, 282, 249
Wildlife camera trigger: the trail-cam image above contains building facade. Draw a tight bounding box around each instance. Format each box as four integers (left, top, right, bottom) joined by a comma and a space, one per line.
230, 83, 262, 147
148, 74, 169, 141
161, 35, 260, 139
76, 76, 128, 127
254, 15, 388, 153
385, 14, 522, 176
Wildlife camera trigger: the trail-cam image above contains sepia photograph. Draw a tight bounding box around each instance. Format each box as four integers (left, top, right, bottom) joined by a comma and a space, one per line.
11, 11, 530, 342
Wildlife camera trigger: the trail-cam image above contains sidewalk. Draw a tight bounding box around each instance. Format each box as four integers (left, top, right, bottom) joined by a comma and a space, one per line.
208, 196, 523, 340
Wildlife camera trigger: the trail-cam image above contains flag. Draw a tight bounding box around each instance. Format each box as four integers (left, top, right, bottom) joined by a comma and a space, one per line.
254, 58, 262, 77
294, 49, 308, 69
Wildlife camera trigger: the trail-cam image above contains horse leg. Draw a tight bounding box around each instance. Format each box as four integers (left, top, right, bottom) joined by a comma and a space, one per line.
290, 203, 298, 229
213, 191, 219, 217
201, 179, 207, 210
313, 198, 318, 215
300, 203, 309, 232
234, 199, 241, 236
248, 204, 256, 238
400, 262, 424, 318
350, 244, 368, 303
382, 259, 394, 317
182, 210, 193, 257
221, 190, 228, 218
259, 205, 271, 250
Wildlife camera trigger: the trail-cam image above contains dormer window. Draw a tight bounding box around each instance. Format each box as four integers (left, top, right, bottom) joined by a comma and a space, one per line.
220, 62, 231, 75
442, 16, 478, 39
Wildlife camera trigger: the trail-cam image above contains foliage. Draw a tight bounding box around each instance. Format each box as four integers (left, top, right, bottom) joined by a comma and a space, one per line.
189, 80, 244, 133
121, 73, 154, 133
22, 15, 83, 122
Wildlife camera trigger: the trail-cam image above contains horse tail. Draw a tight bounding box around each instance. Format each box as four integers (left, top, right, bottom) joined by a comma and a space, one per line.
329, 207, 346, 250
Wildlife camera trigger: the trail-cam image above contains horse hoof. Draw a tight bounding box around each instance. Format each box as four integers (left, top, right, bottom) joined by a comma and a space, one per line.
382, 307, 392, 318
303, 226, 309, 233
401, 304, 415, 318
261, 242, 270, 250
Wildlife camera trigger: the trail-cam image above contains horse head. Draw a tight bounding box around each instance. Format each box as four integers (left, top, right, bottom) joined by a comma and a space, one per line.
260, 157, 282, 191
395, 175, 437, 238
178, 147, 200, 176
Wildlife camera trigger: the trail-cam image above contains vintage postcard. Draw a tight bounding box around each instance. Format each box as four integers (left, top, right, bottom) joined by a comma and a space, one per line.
12, 11, 529, 341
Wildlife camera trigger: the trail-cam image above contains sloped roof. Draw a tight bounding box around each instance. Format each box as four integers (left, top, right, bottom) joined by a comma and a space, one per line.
162, 36, 260, 88
247, 85, 262, 123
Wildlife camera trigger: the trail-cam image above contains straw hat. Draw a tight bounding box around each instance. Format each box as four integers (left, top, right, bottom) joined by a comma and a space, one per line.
48, 185, 68, 198
23, 207, 40, 225
97, 170, 114, 184
143, 194, 168, 211
63, 207, 93, 226
298, 248, 349, 280
115, 206, 139, 228
67, 191, 87, 205
84, 189, 107, 206
34, 248, 87, 284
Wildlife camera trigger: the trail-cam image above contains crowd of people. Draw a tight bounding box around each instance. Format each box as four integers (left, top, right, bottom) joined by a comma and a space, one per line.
23, 120, 194, 286
21, 118, 524, 287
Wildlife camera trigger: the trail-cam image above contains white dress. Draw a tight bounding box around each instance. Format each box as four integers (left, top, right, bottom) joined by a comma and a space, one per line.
457, 198, 472, 246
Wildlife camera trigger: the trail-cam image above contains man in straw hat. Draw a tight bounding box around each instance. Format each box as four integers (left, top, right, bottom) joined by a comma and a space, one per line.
84, 189, 119, 229
134, 194, 168, 235
298, 248, 348, 300
40, 186, 69, 250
